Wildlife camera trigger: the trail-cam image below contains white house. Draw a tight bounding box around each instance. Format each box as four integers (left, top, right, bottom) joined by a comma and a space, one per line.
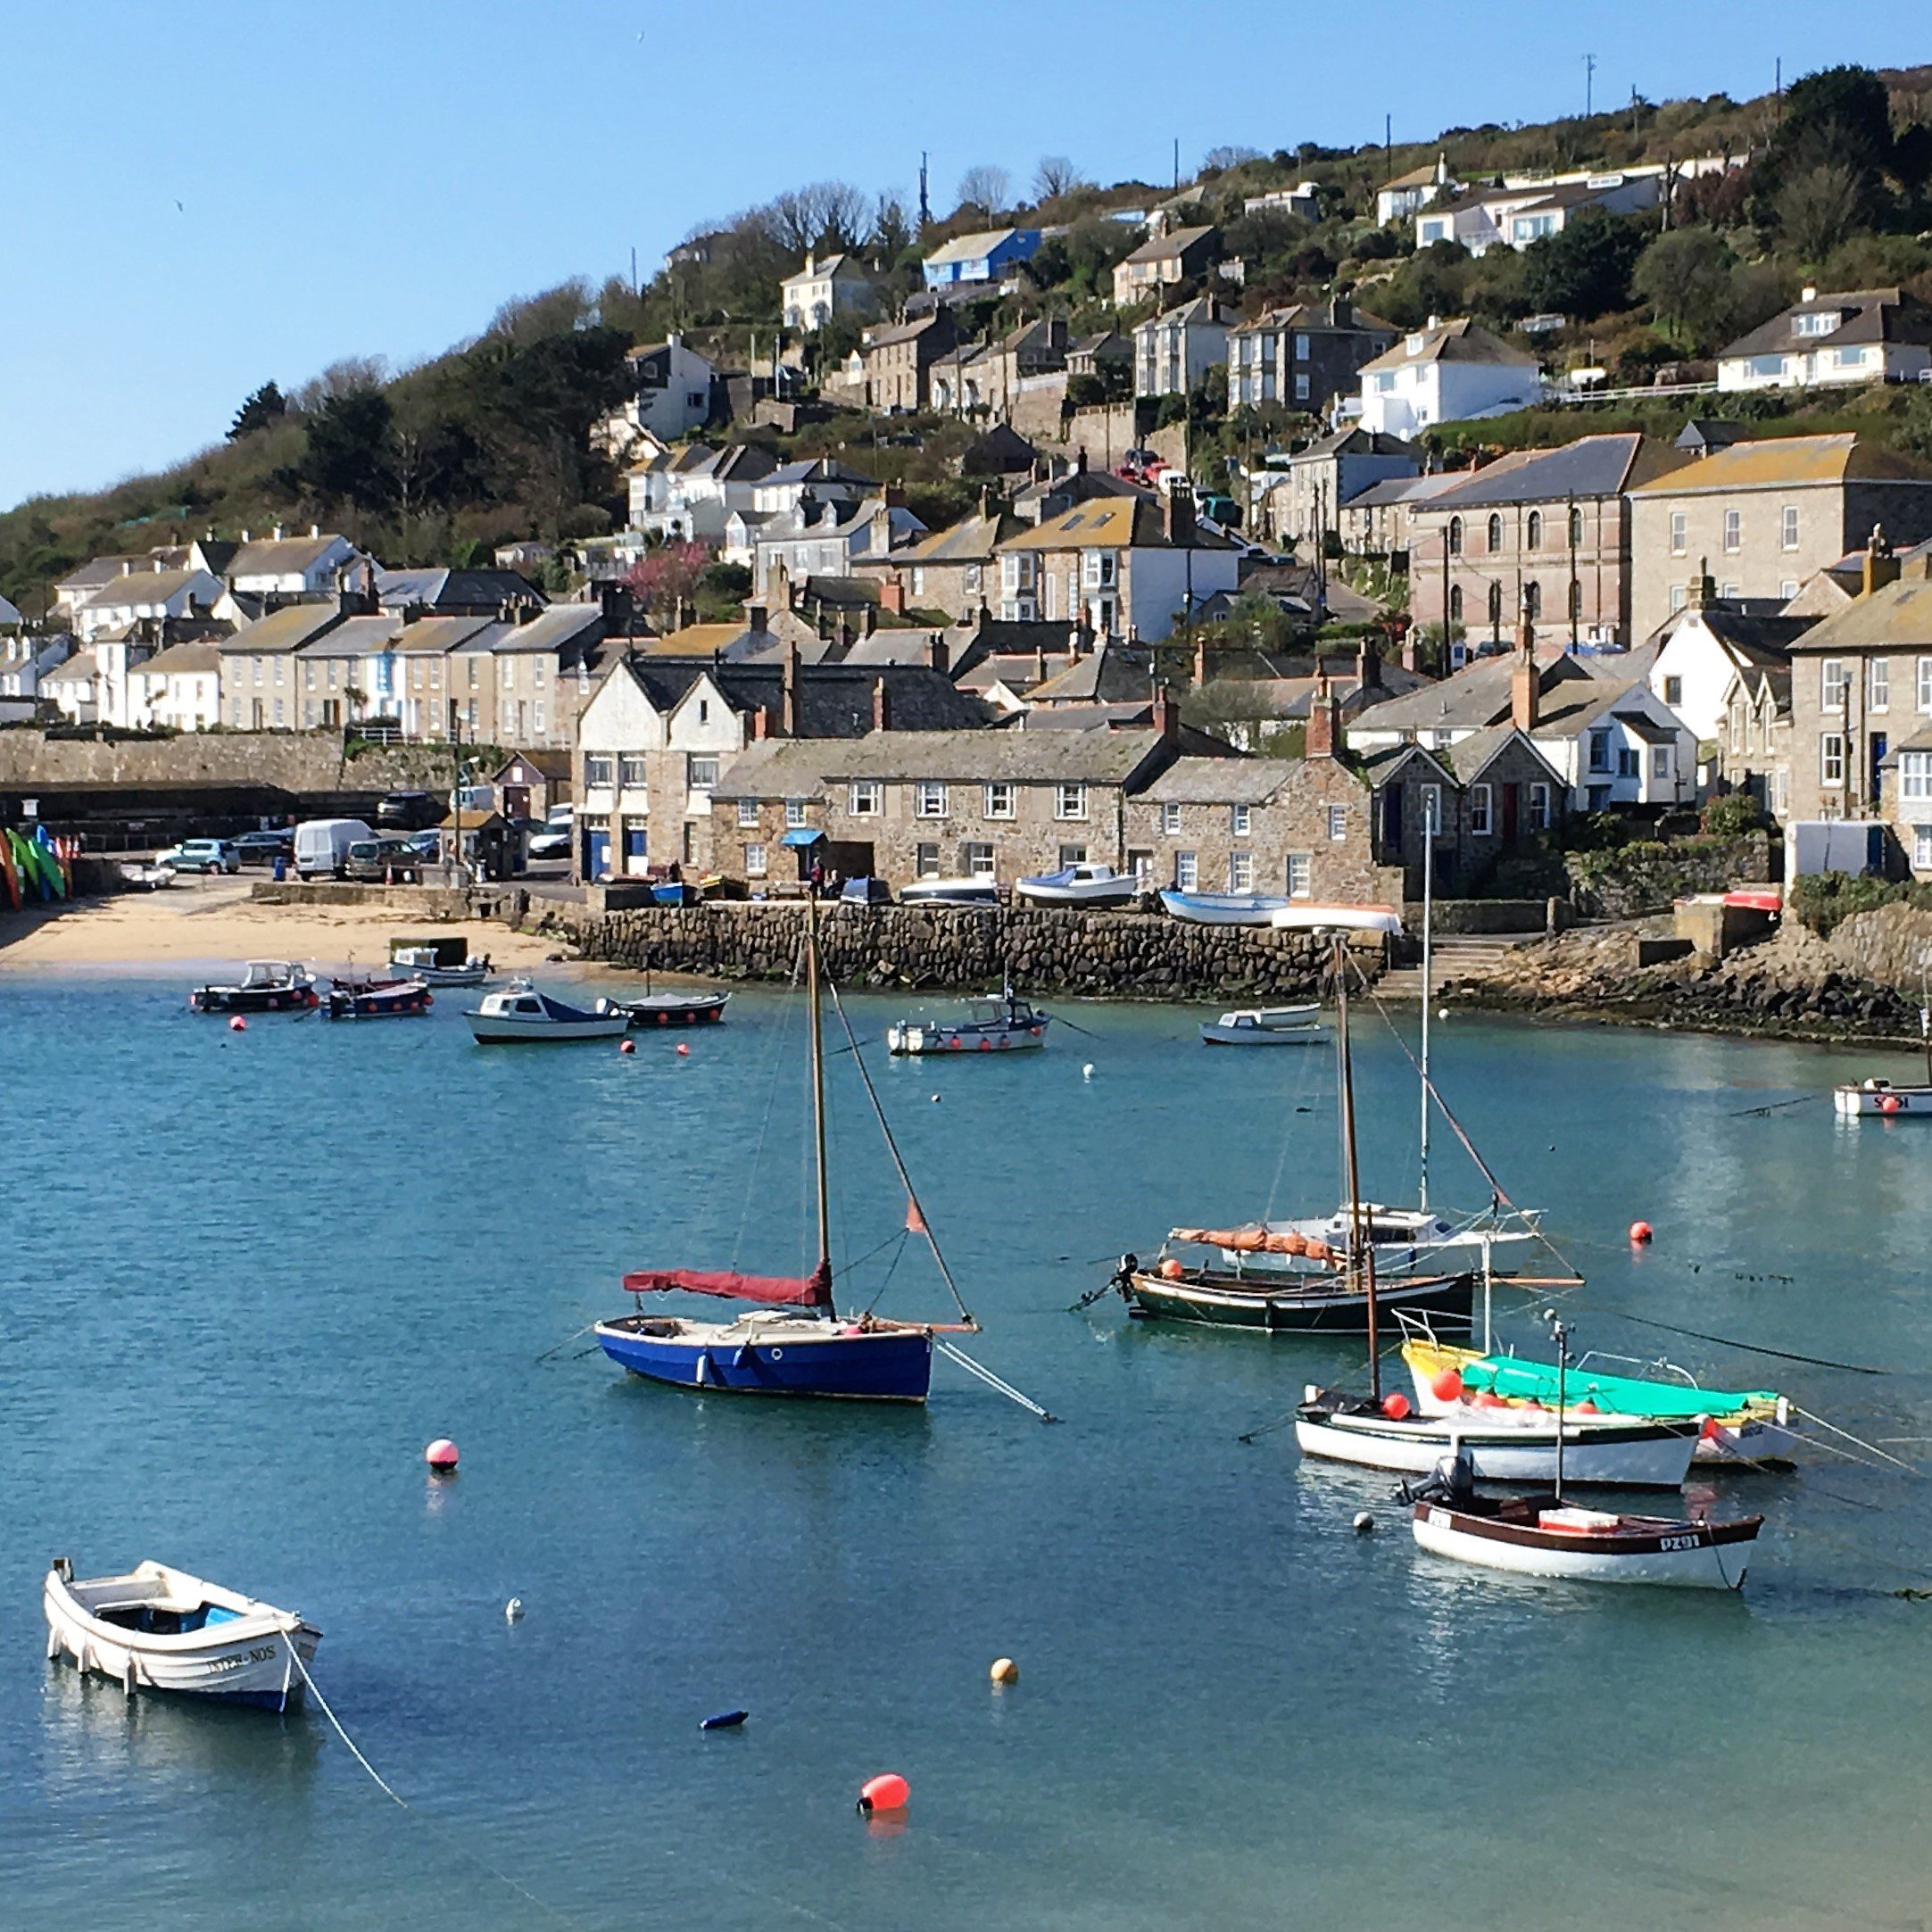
1243, 182, 1321, 220
43, 651, 102, 723
1645, 584, 1816, 747
127, 639, 223, 732
1716, 286, 1932, 394
71, 564, 223, 643
595, 337, 717, 460
1414, 155, 1743, 256
0, 631, 70, 706
1376, 157, 1453, 227
1132, 296, 1232, 399
626, 443, 778, 543
227, 529, 362, 601
751, 496, 925, 586
1356, 319, 1542, 437
780, 252, 877, 330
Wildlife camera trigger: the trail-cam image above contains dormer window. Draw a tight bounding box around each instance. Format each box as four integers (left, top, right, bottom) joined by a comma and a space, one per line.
1405, 332, 1425, 354
1792, 310, 1838, 337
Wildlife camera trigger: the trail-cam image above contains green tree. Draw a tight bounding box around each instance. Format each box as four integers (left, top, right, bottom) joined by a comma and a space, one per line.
300, 388, 394, 510
1776, 162, 1869, 261
228, 381, 286, 441
1750, 64, 1895, 233
1631, 227, 1737, 350
1521, 210, 1647, 319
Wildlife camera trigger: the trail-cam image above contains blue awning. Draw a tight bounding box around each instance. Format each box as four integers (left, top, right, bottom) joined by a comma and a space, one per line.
780, 827, 826, 848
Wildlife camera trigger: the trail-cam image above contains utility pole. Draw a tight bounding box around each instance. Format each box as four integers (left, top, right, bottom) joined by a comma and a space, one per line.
1384, 113, 1392, 184
1173, 137, 1180, 193
918, 151, 930, 228
1583, 52, 1596, 119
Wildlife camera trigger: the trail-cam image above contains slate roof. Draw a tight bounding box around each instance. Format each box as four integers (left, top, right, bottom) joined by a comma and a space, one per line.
1421, 434, 1681, 509
1783, 568, 1932, 653
1138, 756, 1302, 804
1230, 305, 1395, 342
1626, 433, 1932, 495
228, 534, 347, 579
615, 656, 991, 738
1718, 288, 1932, 362
897, 510, 1027, 564
455, 603, 607, 659
1025, 640, 1157, 704
391, 616, 493, 656
1437, 722, 1563, 786
826, 726, 1174, 784
1351, 650, 1617, 735
76, 568, 211, 611
1285, 427, 1418, 461
47, 650, 100, 684
1340, 472, 1468, 511
1001, 496, 1237, 552
924, 228, 1025, 267
296, 615, 402, 659
1359, 319, 1538, 374
1120, 223, 1216, 266
56, 555, 146, 595
215, 601, 344, 657
376, 568, 546, 611
1661, 607, 1818, 664
134, 639, 221, 677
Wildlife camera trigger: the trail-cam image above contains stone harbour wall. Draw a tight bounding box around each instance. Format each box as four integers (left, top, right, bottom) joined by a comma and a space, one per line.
543, 901, 1347, 999
1564, 833, 1775, 921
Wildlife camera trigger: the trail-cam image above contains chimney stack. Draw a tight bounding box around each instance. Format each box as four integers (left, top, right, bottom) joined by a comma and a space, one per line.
597, 582, 634, 634
1510, 620, 1539, 733
748, 603, 768, 635
1306, 674, 1340, 758
1863, 525, 1900, 598
1356, 640, 1382, 693
1194, 634, 1208, 687
878, 578, 906, 615
782, 634, 800, 735
752, 705, 769, 741
1164, 480, 1197, 547
926, 633, 949, 675
1153, 686, 1181, 743
1400, 633, 1420, 675
872, 676, 892, 732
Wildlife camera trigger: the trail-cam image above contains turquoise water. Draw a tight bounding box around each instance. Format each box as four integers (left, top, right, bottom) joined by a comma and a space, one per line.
4, 968, 1932, 1931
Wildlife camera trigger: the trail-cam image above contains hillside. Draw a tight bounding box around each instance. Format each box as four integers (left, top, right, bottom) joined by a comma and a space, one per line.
8, 58, 1932, 610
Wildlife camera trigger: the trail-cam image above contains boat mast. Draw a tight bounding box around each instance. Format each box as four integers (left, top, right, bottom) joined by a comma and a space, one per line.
1550, 1312, 1568, 1505
1336, 936, 1380, 1404
807, 891, 833, 1306
1419, 817, 1433, 1212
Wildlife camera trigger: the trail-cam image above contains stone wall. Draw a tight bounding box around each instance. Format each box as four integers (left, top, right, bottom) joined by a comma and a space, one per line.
0, 729, 461, 798
543, 901, 1347, 999
1565, 833, 1775, 920
1825, 902, 1932, 993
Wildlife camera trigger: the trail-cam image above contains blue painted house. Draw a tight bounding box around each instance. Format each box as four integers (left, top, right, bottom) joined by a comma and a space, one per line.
921, 226, 1043, 290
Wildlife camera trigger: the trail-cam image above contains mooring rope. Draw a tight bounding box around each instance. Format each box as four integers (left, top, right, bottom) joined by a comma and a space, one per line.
933, 1338, 1058, 1422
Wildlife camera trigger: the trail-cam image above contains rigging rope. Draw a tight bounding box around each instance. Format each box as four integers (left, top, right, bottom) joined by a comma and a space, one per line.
1575, 1307, 1889, 1377
933, 1338, 1058, 1422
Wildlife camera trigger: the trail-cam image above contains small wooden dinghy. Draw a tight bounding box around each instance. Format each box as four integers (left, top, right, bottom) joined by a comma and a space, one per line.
44, 1557, 321, 1710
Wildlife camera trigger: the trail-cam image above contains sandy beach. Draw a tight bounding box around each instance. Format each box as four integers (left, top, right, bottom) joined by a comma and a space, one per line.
0, 877, 568, 974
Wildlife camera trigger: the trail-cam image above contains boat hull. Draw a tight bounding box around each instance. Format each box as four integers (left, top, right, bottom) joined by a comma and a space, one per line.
1835, 1082, 1932, 1116
886, 1018, 1049, 1055
1158, 891, 1288, 927
1016, 882, 1140, 908
1200, 1022, 1323, 1046
1413, 1502, 1760, 1588
616, 993, 730, 1028
1294, 1405, 1697, 1486
1124, 1269, 1474, 1333
326, 983, 433, 1019
595, 1316, 932, 1401
189, 985, 318, 1013
468, 1014, 630, 1043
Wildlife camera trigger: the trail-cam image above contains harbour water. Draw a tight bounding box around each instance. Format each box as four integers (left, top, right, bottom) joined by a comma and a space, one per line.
5, 968, 1932, 1930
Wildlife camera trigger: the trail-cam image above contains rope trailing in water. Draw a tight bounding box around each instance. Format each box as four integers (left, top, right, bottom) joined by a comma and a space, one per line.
825, 978, 975, 1326
933, 1337, 1058, 1422
1729, 1094, 1820, 1118
1791, 1405, 1923, 1476
533, 1321, 600, 1364
1587, 1309, 1888, 1376
286, 1647, 585, 1927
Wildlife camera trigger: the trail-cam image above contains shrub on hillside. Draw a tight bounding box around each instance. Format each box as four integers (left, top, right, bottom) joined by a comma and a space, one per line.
1787, 871, 1932, 936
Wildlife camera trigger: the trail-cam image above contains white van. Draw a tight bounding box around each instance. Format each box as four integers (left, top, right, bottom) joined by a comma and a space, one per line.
294, 817, 375, 880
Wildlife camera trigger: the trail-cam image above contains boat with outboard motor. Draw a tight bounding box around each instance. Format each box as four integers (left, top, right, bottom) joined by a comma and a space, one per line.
611, 990, 731, 1028
1106, 1252, 1474, 1333
1199, 1004, 1323, 1046
44, 1557, 321, 1709
325, 973, 433, 1020
468, 979, 631, 1043
188, 961, 319, 1013
886, 984, 1051, 1056
1017, 862, 1142, 908
389, 944, 492, 987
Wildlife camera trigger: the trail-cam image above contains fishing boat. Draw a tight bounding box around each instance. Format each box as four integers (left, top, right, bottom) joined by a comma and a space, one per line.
1408, 1465, 1762, 1588
467, 979, 631, 1043
1199, 1005, 1323, 1046
886, 984, 1051, 1056
325, 974, 433, 1020
390, 944, 492, 987
1158, 889, 1289, 926
44, 1557, 321, 1710
187, 961, 319, 1013
611, 989, 731, 1028
1402, 1331, 1788, 1465
1106, 1254, 1474, 1333
1269, 903, 1404, 935
651, 876, 716, 907
594, 899, 980, 1403
1017, 862, 1142, 908
1405, 1316, 1763, 1587
1835, 1075, 1932, 1117
1202, 1205, 1541, 1279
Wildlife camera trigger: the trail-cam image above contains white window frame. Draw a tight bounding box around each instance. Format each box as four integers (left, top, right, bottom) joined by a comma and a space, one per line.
1870, 659, 1890, 712
1915, 824, 1932, 872
1652, 746, 1671, 779
1174, 850, 1198, 891
1326, 805, 1347, 842
1159, 801, 1182, 834
1231, 803, 1251, 835
1053, 782, 1089, 821
688, 754, 719, 792
983, 782, 1016, 820
1228, 850, 1254, 893
848, 780, 883, 817
1820, 733, 1845, 789
584, 755, 615, 789
737, 798, 759, 828
743, 842, 767, 877
1918, 657, 1932, 715
1469, 784, 1491, 835
915, 781, 949, 817
915, 842, 941, 878
1722, 508, 1741, 554
618, 753, 648, 790
784, 799, 808, 829
1286, 851, 1312, 899
1902, 752, 1932, 804
964, 841, 995, 879
1780, 505, 1799, 551
1668, 510, 1687, 555
1821, 659, 1847, 714
1529, 782, 1551, 831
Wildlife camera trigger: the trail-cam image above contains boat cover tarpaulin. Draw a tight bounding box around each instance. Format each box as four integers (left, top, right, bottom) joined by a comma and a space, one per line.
622, 1264, 833, 1307
1171, 1224, 1313, 1254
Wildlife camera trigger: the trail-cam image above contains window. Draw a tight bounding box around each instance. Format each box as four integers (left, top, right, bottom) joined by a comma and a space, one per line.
500, 656, 515, 688
272, 698, 284, 725
1655, 746, 1676, 781
1871, 659, 1891, 711
1058, 843, 1088, 868
1326, 805, 1347, 842
1486, 514, 1503, 553
1447, 584, 1463, 623
253, 657, 263, 684
328, 660, 340, 689
1160, 802, 1182, 834
302, 701, 314, 726
782, 799, 808, 830
1420, 784, 1441, 835
744, 842, 767, 877
1669, 510, 1687, 555
1292, 332, 1310, 360
1588, 730, 1612, 774
1820, 734, 1845, 787
849, 780, 882, 816
1523, 581, 1541, 620
1054, 783, 1089, 821
1916, 825, 1932, 872
1669, 585, 1687, 614
1529, 782, 1551, 831
1286, 852, 1312, 898
1526, 510, 1543, 550
618, 754, 648, 788
1618, 748, 1638, 778
688, 755, 719, 792
1294, 373, 1310, 402
1470, 784, 1492, 835
1000, 552, 1036, 592
1663, 676, 1683, 706
1780, 505, 1799, 551
983, 782, 1015, 819
1821, 659, 1847, 713
1228, 851, 1254, 892
1081, 550, 1116, 589
915, 781, 949, 817
1487, 583, 1502, 626
534, 700, 545, 736
1722, 509, 1741, 553
1780, 580, 1799, 600
915, 842, 941, 877
1569, 579, 1583, 620
1231, 803, 1251, 835
303, 661, 315, 691
585, 756, 614, 788
1174, 850, 1198, 891
965, 841, 994, 878
737, 799, 759, 828
1447, 516, 1463, 557
1568, 505, 1584, 547
1903, 752, 1932, 803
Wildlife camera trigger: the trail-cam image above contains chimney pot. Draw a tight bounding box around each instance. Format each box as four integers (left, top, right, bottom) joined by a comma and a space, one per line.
927, 633, 949, 676
310, 523, 320, 539
1863, 524, 1900, 598
1153, 687, 1181, 743
1510, 621, 1539, 733
872, 676, 892, 733
1306, 674, 1340, 758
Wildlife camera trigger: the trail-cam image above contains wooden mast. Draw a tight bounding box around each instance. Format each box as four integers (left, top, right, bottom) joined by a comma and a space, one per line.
1335, 936, 1380, 1404
807, 891, 833, 1310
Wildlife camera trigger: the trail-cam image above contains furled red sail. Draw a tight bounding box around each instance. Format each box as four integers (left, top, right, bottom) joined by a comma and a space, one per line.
1169, 1224, 1326, 1257
622, 1263, 833, 1308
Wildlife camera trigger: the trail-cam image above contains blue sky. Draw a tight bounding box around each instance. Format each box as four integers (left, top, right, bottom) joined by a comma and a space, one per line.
0, 2, 1923, 513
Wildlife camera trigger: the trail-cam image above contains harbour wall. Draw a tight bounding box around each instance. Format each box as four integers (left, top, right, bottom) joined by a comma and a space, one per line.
542, 902, 1345, 999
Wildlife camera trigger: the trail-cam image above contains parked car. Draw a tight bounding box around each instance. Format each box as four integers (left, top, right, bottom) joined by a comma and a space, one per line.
838, 876, 893, 908
527, 825, 571, 859
402, 830, 443, 862
294, 817, 375, 881
376, 791, 442, 832
157, 838, 239, 875
234, 829, 294, 866
344, 835, 426, 884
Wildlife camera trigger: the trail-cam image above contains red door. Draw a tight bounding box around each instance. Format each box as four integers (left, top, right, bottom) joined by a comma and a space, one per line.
1501, 783, 1520, 843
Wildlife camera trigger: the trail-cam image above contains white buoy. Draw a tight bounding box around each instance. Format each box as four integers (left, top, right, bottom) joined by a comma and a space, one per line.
504, 1596, 524, 1622
1082, 1063, 1094, 1081
1353, 1511, 1375, 1535
1437, 1007, 1449, 1021
931, 1093, 941, 1104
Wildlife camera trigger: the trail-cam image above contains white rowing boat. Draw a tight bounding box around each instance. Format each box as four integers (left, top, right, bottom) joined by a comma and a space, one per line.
44, 1557, 321, 1711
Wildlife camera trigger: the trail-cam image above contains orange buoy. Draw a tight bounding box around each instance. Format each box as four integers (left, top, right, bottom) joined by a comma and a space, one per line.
228, 1016, 247, 1032
619, 1039, 636, 1055
858, 1773, 909, 1814
1880, 1094, 1903, 1115
1574, 1399, 1601, 1414
1629, 1220, 1654, 1245
1429, 1368, 1464, 1403
425, 1438, 460, 1471
1158, 1257, 1184, 1280
1381, 1391, 1411, 1420
676, 1042, 691, 1057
